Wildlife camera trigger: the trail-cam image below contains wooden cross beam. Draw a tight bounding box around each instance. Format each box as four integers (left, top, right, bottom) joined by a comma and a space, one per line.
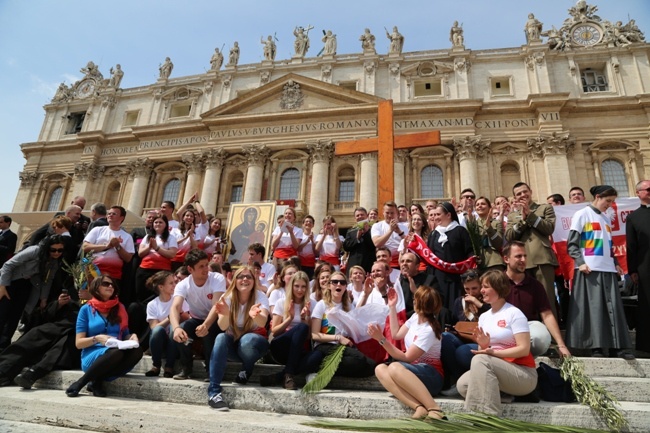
335, 99, 441, 207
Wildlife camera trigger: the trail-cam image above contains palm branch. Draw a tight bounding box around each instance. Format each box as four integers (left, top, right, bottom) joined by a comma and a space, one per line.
304, 412, 611, 432
559, 357, 628, 432
464, 217, 484, 270
61, 251, 100, 293
301, 344, 346, 394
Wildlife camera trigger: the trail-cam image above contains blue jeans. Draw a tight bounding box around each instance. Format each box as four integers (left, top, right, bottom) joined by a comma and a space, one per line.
149, 325, 178, 369
399, 362, 444, 396
269, 323, 310, 375
441, 332, 477, 385
208, 332, 269, 396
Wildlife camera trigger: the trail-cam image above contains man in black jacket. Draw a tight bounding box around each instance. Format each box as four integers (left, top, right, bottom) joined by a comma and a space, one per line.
342, 207, 375, 275
0, 215, 17, 268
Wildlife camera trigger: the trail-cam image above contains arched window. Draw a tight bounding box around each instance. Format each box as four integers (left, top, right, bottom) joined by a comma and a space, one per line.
421, 165, 443, 198
279, 168, 300, 200
162, 179, 181, 204
337, 167, 355, 202
46, 187, 63, 211
500, 162, 521, 195
601, 159, 629, 197
104, 181, 121, 207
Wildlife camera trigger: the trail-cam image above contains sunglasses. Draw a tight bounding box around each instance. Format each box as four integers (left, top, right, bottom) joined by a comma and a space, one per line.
100, 281, 115, 288
236, 274, 254, 280
462, 195, 476, 200
329, 279, 347, 285
50, 248, 64, 253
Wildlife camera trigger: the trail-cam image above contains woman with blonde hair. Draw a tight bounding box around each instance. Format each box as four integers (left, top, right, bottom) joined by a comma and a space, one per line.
262, 271, 314, 389
205, 266, 270, 411
368, 285, 445, 419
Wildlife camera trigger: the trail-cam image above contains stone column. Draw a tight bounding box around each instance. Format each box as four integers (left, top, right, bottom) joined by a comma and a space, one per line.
181, 153, 205, 205
242, 144, 270, 203
453, 135, 490, 194
527, 132, 575, 196
15, 171, 40, 212
307, 140, 333, 225
359, 152, 378, 210
201, 148, 225, 215
394, 150, 409, 205
628, 149, 640, 186
126, 157, 154, 216
72, 162, 105, 200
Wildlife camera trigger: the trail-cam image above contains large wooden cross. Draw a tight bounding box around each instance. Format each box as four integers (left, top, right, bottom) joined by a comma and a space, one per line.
335, 100, 441, 207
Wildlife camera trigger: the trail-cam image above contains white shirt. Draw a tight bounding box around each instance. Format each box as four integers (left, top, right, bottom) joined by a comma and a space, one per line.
173, 271, 226, 320
404, 314, 442, 371
224, 290, 270, 329
146, 296, 189, 323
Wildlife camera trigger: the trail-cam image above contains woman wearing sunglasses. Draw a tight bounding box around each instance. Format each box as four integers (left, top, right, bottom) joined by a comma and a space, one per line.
66, 276, 142, 397
0, 235, 66, 350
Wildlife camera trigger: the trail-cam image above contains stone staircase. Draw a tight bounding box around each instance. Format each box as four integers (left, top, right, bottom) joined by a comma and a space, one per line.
1, 354, 650, 432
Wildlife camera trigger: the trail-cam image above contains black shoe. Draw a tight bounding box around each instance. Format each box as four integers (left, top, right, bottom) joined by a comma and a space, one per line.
88, 380, 107, 397
591, 348, 605, 357
65, 380, 85, 397
14, 369, 37, 390
615, 350, 635, 360
233, 370, 248, 385
173, 368, 193, 380
208, 393, 229, 411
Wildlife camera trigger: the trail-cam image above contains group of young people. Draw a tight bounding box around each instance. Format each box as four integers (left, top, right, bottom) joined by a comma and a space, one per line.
0, 179, 644, 419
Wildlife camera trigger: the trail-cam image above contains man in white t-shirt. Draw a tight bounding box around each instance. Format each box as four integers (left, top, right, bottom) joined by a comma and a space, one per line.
170, 249, 227, 380
160, 200, 179, 230
83, 205, 135, 285
371, 201, 408, 269
248, 243, 275, 291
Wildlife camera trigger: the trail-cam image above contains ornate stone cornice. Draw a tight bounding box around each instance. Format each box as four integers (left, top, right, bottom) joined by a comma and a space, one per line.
242, 144, 270, 167
182, 153, 205, 173
453, 135, 491, 161
394, 149, 410, 164
527, 132, 575, 159
307, 139, 334, 164
74, 162, 105, 181
360, 152, 378, 162
126, 157, 154, 179
19, 171, 39, 187
202, 147, 226, 168
525, 52, 545, 70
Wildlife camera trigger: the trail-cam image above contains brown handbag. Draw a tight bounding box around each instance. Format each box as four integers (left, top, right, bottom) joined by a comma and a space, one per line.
453, 321, 478, 344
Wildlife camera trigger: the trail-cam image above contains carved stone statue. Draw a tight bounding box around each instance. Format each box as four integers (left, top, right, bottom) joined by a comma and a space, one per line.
80, 61, 103, 80
359, 28, 376, 53
321, 30, 337, 55
450, 21, 464, 48
261, 35, 277, 61
108, 64, 124, 88
612, 21, 632, 47
386, 26, 404, 54
542, 25, 567, 51
159, 57, 173, 79
210, 48, 224, 70
623, 19, 645, 43
525, 13, 543, 43
293, 26, 312, 57
52, 82, 71, 102
227, 42, 240, 66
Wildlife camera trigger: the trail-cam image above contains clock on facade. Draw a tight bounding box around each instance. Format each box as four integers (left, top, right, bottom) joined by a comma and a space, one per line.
77, 79, 96, 98
571, 24, 602, 46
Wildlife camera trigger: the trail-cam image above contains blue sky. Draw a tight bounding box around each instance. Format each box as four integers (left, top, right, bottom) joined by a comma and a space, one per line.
0, 0, 648, 212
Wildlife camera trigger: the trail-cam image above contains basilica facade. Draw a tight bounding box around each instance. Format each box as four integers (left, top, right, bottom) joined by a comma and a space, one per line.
14, 3, 650, 230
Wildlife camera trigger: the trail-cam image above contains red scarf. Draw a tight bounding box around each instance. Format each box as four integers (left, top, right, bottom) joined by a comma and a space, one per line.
87, 298, 129, 332
407, 234, 477, 274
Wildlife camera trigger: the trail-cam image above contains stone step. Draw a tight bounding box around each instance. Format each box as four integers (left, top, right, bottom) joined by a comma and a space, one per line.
22, 370, 650, 432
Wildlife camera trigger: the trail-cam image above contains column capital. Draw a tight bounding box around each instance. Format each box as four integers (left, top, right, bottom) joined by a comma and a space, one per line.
307, 139, 333, 163
74, 161, 105, 181
126, 157, 154, 179
203, 147, 226, 168
242, 144, 270, 167
182, 153, 205, 173
360, 152, 377, 162
394, 149, 410, 163
453, 135, 490, 161
527, 132, 575, 159
18, 170, 39, 187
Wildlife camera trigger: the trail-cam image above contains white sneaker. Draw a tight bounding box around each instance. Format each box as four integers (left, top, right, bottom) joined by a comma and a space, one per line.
305, 373, 317, 384
440, 385, 459, 397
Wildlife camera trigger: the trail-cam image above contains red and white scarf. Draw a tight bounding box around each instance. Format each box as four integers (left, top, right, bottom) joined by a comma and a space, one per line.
407, 234, 477, 274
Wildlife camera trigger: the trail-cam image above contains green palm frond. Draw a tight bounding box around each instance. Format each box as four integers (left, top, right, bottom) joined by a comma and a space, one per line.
301, 344, 346, 394
304, 412, 610, 432
464, 218, 484, 270
560, 357, 628, 432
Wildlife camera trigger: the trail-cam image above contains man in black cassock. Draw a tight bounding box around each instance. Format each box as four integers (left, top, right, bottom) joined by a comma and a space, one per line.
626, 179, 650, 355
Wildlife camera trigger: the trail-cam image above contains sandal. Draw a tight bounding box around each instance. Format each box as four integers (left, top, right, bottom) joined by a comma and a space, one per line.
145, 366, 161, 377
411, 404, 427, 419
427, 408, 448, 421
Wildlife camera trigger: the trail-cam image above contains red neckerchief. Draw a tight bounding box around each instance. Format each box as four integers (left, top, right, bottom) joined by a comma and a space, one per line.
407, 234, 477, 274
87, 298, 128, 332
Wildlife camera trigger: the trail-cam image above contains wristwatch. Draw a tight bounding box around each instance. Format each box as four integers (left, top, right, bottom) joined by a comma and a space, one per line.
379, 337, 387, 346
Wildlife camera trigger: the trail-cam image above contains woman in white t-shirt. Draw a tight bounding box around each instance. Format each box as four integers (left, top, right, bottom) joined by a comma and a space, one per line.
271, 207, 303, 262
368, 285, 445, 420
145, 271, 187, 377
170, 210, 200, 271
314, 216, 344, 270
456, 269, 537, 416
262, 272, 312, 390
205, 266, 270, 411
136, 215, 178, 302
267, 264, 298, 315
346, 265, 366, 306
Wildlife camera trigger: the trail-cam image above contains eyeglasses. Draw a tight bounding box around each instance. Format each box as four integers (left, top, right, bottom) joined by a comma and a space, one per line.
100, 281, 115, 288
236, 274, 254, 280
461, 195, 476, 200
329, 279, 347, 285
49, 248, 64, 253
638, 188, 650, 193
